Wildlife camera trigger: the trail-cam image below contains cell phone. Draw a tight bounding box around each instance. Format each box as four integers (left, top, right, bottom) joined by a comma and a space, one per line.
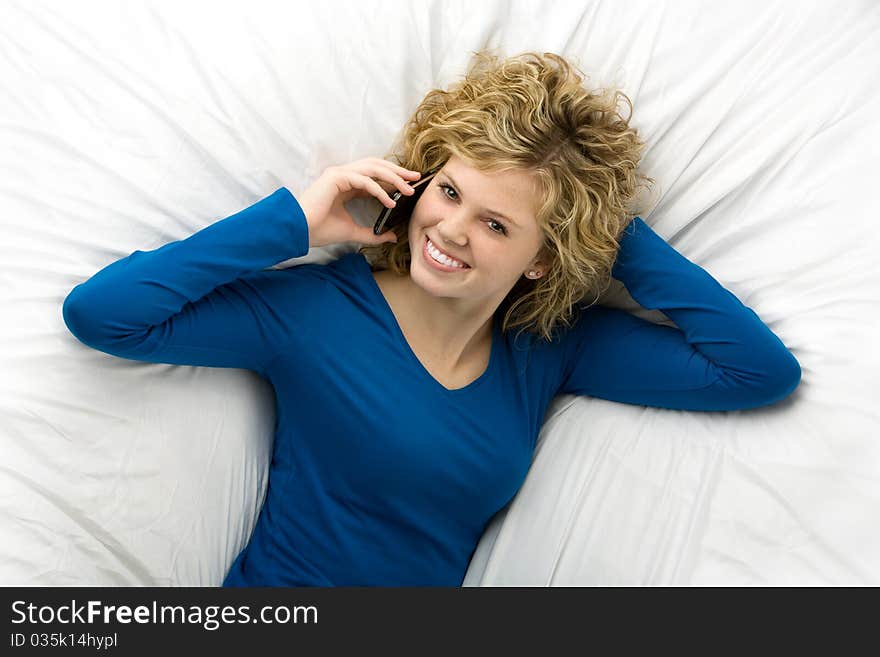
372, 168, 439, 236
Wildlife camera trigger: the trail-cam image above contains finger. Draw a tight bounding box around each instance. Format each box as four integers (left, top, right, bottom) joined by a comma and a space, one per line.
373, 157, 422, 180
353, 172, 397, 208
359, 224, 397, 245
369, 163, 416, 198
372, 157, 418, 175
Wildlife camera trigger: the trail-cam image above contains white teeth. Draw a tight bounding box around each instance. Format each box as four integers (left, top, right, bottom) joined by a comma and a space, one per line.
427, 238, 467, 268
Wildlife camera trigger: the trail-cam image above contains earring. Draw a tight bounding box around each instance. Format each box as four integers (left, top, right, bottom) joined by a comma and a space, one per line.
528, 270, 541, 278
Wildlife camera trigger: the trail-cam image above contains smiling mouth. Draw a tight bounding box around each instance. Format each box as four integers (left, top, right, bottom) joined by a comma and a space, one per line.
424, 236, 470, 269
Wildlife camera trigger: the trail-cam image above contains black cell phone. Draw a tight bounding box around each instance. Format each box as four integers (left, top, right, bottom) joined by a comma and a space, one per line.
372, 169, 439, 236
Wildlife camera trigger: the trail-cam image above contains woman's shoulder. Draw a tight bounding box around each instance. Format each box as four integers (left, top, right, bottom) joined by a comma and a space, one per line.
267, 250, 367, 280
226, 252, 368, 314
284, 250, 376, 301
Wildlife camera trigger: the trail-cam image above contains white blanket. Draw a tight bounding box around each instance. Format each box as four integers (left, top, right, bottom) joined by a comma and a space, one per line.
2, 0, 878, 585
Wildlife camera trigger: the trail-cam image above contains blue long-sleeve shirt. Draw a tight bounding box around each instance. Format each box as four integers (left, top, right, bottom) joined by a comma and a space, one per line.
61, 187, 801, 586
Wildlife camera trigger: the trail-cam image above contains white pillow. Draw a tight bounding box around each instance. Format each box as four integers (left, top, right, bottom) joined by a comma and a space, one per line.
2, 0, 877, 586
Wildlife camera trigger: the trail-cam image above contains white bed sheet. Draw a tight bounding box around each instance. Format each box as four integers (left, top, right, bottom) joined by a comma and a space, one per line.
2, 0, 878, 586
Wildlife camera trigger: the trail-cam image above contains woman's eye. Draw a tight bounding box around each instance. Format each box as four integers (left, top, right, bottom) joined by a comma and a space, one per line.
438, 183, 507, 235
439, 183, 458, 200
486, 219, 507, 235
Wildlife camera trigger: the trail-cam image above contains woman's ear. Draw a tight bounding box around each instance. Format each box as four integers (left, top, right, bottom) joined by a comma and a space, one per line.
526, 253, 552, 279
532, 246, 553, 272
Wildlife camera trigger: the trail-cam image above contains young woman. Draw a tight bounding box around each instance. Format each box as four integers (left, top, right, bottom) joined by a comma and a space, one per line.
62, 50, 801, 586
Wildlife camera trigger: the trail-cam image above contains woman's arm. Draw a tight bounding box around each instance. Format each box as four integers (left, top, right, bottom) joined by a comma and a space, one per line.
62, 188, 312, 376
557, 217, 801, 411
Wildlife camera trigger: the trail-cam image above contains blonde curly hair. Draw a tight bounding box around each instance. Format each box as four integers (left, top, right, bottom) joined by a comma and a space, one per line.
358, 48, 656, 344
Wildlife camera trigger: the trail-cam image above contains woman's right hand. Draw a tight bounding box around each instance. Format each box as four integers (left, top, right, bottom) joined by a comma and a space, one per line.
296, 158, 423, 249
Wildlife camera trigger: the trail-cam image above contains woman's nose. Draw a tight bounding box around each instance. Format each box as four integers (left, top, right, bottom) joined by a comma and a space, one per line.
435, 213, 469, 245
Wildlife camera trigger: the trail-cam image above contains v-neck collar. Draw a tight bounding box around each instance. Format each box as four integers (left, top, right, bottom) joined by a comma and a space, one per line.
354, 254, 498, 395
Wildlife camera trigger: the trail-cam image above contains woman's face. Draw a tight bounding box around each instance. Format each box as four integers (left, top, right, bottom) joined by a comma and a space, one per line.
407, 155, 548, 304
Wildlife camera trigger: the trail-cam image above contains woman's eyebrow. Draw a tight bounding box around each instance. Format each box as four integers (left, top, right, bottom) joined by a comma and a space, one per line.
441, 172, 519, 227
